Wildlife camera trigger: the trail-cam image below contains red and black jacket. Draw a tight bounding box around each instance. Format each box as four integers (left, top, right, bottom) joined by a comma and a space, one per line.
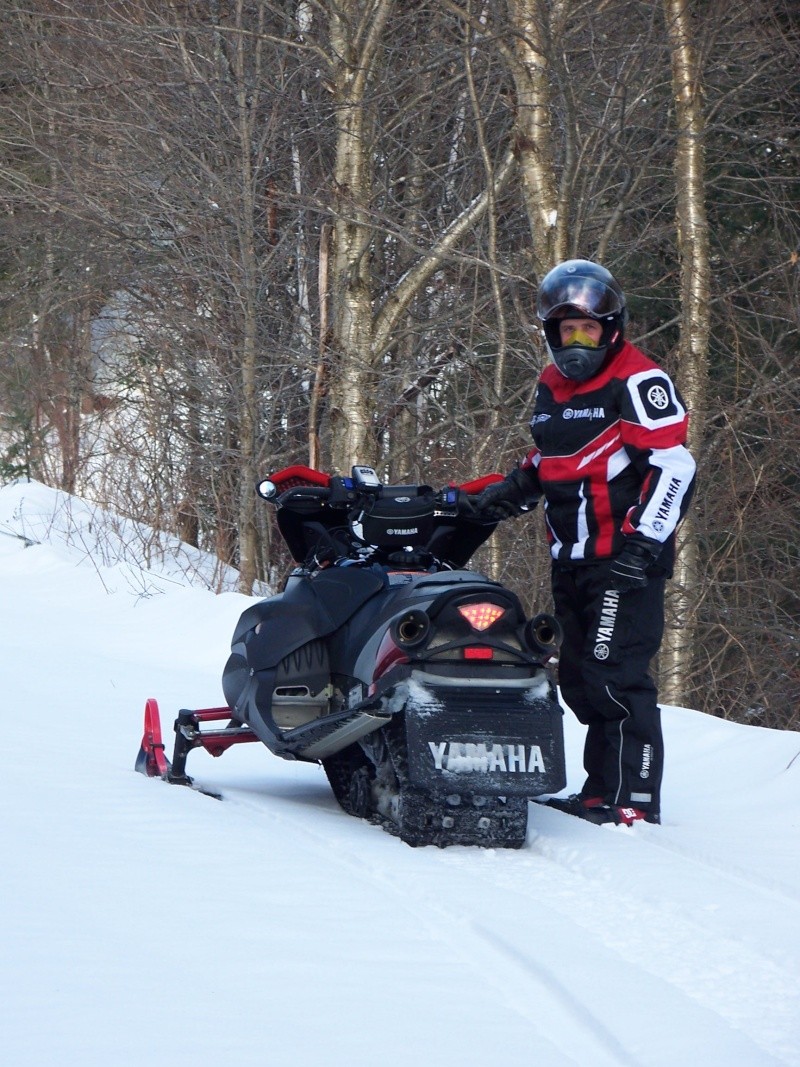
520, 341, 696, 568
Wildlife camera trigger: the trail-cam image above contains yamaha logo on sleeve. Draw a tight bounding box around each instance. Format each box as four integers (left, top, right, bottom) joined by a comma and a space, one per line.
638, 377, 678, 420
647, 384, 670, 409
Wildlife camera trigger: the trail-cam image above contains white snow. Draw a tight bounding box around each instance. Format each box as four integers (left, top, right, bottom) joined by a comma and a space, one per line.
1, 479, 799, 1067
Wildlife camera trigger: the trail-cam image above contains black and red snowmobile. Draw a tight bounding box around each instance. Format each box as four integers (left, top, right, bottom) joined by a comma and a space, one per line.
136, 464, 566, 848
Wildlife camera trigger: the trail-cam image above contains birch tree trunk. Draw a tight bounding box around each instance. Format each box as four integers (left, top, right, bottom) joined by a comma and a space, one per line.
505, 0, 566, 276
233, 0, 263, 592
327, 0, 394, 473
660, 0, 710, 705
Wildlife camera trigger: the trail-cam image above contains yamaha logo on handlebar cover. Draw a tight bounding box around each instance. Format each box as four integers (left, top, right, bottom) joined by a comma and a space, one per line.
353, 494, 436, 547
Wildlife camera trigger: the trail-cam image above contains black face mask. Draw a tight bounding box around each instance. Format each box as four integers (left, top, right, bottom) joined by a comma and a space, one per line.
542, 316, 623, 382
551, 343, 608, 382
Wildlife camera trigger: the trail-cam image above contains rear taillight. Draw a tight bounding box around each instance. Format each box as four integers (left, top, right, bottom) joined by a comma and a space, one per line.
457, 602, 505, 631
463, 646, 493, 660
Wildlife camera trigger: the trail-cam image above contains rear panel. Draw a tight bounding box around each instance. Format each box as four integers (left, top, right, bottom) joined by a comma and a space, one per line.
403, 676, 566, 798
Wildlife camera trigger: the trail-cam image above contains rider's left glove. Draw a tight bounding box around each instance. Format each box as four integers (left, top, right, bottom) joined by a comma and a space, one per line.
608, 538, 662, 592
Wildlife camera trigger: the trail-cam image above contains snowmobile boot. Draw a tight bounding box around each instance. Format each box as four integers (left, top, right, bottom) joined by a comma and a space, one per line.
581, 804, 660, 826
545, 793, 606, 816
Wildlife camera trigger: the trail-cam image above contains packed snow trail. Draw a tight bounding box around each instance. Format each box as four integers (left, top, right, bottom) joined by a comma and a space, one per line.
1, 480, 799, 1067
188, 744, 800, 1067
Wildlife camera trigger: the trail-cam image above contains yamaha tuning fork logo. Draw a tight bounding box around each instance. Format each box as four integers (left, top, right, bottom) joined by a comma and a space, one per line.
647, 384, 670, 409
636, 375, 679, 421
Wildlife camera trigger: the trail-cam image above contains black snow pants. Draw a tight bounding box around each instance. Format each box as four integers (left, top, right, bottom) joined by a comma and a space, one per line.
551, 563, 666, 816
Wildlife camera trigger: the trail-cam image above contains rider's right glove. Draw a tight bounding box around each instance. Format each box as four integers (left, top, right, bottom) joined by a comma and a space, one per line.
476, 467, 541, 521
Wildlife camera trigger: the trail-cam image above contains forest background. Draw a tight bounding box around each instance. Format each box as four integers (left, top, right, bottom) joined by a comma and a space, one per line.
0, 1, 798, 728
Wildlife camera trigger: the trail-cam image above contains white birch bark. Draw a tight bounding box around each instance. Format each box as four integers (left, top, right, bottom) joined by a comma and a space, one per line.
660, 0, 710, 705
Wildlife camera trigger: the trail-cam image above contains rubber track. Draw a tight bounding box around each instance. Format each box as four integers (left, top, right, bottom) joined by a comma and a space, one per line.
378, 717, 529, 848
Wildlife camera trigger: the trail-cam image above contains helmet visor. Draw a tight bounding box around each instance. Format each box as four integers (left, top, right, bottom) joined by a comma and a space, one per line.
537, 274, 624, 321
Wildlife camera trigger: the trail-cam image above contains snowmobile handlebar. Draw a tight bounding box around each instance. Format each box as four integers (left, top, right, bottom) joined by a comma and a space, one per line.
256, 464, 504, 569
256, 464, 501, 522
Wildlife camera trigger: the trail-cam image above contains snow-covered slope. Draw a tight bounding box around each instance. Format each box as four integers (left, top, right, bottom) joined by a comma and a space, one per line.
2, 480, 799, 1067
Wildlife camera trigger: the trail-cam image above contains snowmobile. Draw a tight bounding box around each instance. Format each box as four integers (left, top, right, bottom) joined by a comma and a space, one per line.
136, 464, 566, 848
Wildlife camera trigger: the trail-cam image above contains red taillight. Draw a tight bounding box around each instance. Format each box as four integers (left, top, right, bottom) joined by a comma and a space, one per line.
464, 646, 493, 660
457, 602, 505, 631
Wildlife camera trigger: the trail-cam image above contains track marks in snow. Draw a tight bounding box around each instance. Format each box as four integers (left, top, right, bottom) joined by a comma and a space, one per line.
469, 809, 800, 1066
189, 769, 638, 1066
188, 762, 799, 1066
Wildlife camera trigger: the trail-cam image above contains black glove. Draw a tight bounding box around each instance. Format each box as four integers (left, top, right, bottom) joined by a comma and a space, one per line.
476, 468, 540, 521
609, 538, 662, 592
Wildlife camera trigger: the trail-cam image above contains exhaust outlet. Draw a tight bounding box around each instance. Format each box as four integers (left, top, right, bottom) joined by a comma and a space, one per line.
391, 609, 431, 649
523, 612, 563, 658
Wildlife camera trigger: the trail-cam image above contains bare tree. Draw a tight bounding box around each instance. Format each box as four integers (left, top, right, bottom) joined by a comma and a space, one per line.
321, 2, 519, 473
659, 0, 710, 706
501, 0, 565, 274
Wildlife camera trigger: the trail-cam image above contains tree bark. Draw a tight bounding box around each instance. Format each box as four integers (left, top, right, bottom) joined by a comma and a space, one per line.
327, 0, 395, 473
660, 0, 710, 706
233, 0, 263, 592
505, 0, 566, 276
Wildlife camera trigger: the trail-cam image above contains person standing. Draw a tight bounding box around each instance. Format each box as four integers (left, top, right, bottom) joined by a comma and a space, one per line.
477, 260, 696, 825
